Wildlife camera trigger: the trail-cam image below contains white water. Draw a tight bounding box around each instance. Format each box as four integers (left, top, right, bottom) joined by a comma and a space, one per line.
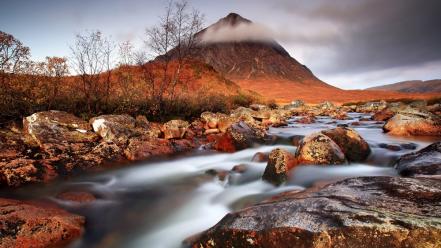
3, 113, 439, 248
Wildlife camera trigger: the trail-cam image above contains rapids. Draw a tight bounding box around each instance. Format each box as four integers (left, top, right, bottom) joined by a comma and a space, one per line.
1, 113, 439, 248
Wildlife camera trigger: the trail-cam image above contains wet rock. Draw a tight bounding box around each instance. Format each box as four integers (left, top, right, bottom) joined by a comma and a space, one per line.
192, 176, 441, 248
204, 128, 220, 135
295, 132, 346, 165
291, 135, 305, 146
57, 191, 96, 203
0, 159, 39, 187
322, 127, 371, 162
231, 164, 248, 173
372, 108, 395, 121
251, 152, 268, 162
24, 111, 98, 146
90, 114, 136, 144
400, 143, 418, 150
205, 169, 229, 181
350, 121, 361, 126
161, 120, 190, 140
0, 198, 84, 247
395, 141, 441, 176
209, 122, 268, 153
379, 143, 402, 151
296, 116, 315, 124
383, 108, 441, 136
329, 111, 348, 120
124, 137, 174, 161
262, 148, 297, 185
201, 112, 229, 130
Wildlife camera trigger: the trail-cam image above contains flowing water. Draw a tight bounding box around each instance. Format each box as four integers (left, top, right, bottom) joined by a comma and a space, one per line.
1, 113, 439, 248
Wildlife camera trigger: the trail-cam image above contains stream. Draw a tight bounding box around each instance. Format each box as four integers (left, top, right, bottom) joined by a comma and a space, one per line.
1, 113, 439, 248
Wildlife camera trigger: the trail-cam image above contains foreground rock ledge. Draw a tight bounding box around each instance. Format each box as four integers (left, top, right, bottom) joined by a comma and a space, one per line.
0, 198, 84, 248
191, 176, 441, 248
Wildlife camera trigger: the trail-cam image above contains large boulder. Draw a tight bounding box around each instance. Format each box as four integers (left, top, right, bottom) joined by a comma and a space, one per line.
372, 108, 396, 121
0, 198, 84, 247
23, 111, 98, 146
0, 159, 39, 187
395, 141, 441, 176
90, 114, 136, 144
209, 121, 268, 153
262, 148, 297, 185
161, 120, 190, 140
322, 127, 371, 162
295, 132, 346, 165
192, 176, 441, 248
383, 108, 441, 136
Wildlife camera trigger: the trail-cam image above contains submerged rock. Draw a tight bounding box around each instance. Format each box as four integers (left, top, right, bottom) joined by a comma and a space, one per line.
383, 108, 441, 136
322, 127, 371, 162
0, 198, 84, 247
295, 132, 346, 165
262, 148, 297, 185
192, 176, 441, 248
395, 141, 441, 176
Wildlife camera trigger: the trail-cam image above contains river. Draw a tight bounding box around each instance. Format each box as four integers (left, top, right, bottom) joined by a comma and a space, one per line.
1, 113, 439, 248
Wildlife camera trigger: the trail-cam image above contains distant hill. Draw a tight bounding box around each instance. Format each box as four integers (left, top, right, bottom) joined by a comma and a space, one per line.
367, 80, 441, 93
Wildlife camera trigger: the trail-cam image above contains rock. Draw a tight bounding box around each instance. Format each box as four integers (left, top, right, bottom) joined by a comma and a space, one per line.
124, 137, 174, 161
296, 116, 315, 124
0, 198, 84, 247
262, 148, 297, 185
321, 127, 371, 162
0, 159, 39, 187
192, 176, 441, 248
372, 108, 396, 121
209, 122, 268, 153
295, 132, 346, 165
251, 152, 268, 162
205, 169, 229, 181
204, 129, 220, 135
395, 141, 441, 176
383, 108, 441, 136
291, 136, 305, 147
350, 121, 361, 126
161, 120, 190, 140
318, 101, 335, 110
329, 111, 348, 120
217, 117, 235, 133
290, 100, 305, 108
90, 114, 136, 144
201, 112, 228, 129
379, 143, 402, 151
57, 191, 96, 203
92, 142, 125, 162
231, 164, 248, 173
135, 115, 149, 128
356, 100, 387, 113
24, 111, 98, 146
249, 104, 269, 111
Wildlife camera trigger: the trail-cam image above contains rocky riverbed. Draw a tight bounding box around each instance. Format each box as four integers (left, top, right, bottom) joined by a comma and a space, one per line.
0, 100, 440, 247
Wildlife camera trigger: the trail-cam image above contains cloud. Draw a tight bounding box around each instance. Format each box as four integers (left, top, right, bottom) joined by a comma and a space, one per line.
200, 22, 274, 43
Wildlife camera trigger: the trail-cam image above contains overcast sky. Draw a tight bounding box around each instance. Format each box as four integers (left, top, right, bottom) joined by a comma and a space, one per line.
1, 0, 440, 89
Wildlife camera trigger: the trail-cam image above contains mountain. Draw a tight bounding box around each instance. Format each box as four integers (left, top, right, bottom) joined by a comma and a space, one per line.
190, 13, 343, 102
367, 80, 441, 93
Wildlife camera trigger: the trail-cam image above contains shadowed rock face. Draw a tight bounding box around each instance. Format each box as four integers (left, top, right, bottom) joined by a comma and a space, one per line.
395, 141, 441, 176
191, 176, 441, 248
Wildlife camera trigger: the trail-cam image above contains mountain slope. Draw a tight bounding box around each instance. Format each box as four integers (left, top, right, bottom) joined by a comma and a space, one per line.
367, 80, 441, 93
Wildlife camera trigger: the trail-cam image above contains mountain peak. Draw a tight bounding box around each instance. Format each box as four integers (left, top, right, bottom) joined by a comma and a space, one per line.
218, 13, 251, 26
